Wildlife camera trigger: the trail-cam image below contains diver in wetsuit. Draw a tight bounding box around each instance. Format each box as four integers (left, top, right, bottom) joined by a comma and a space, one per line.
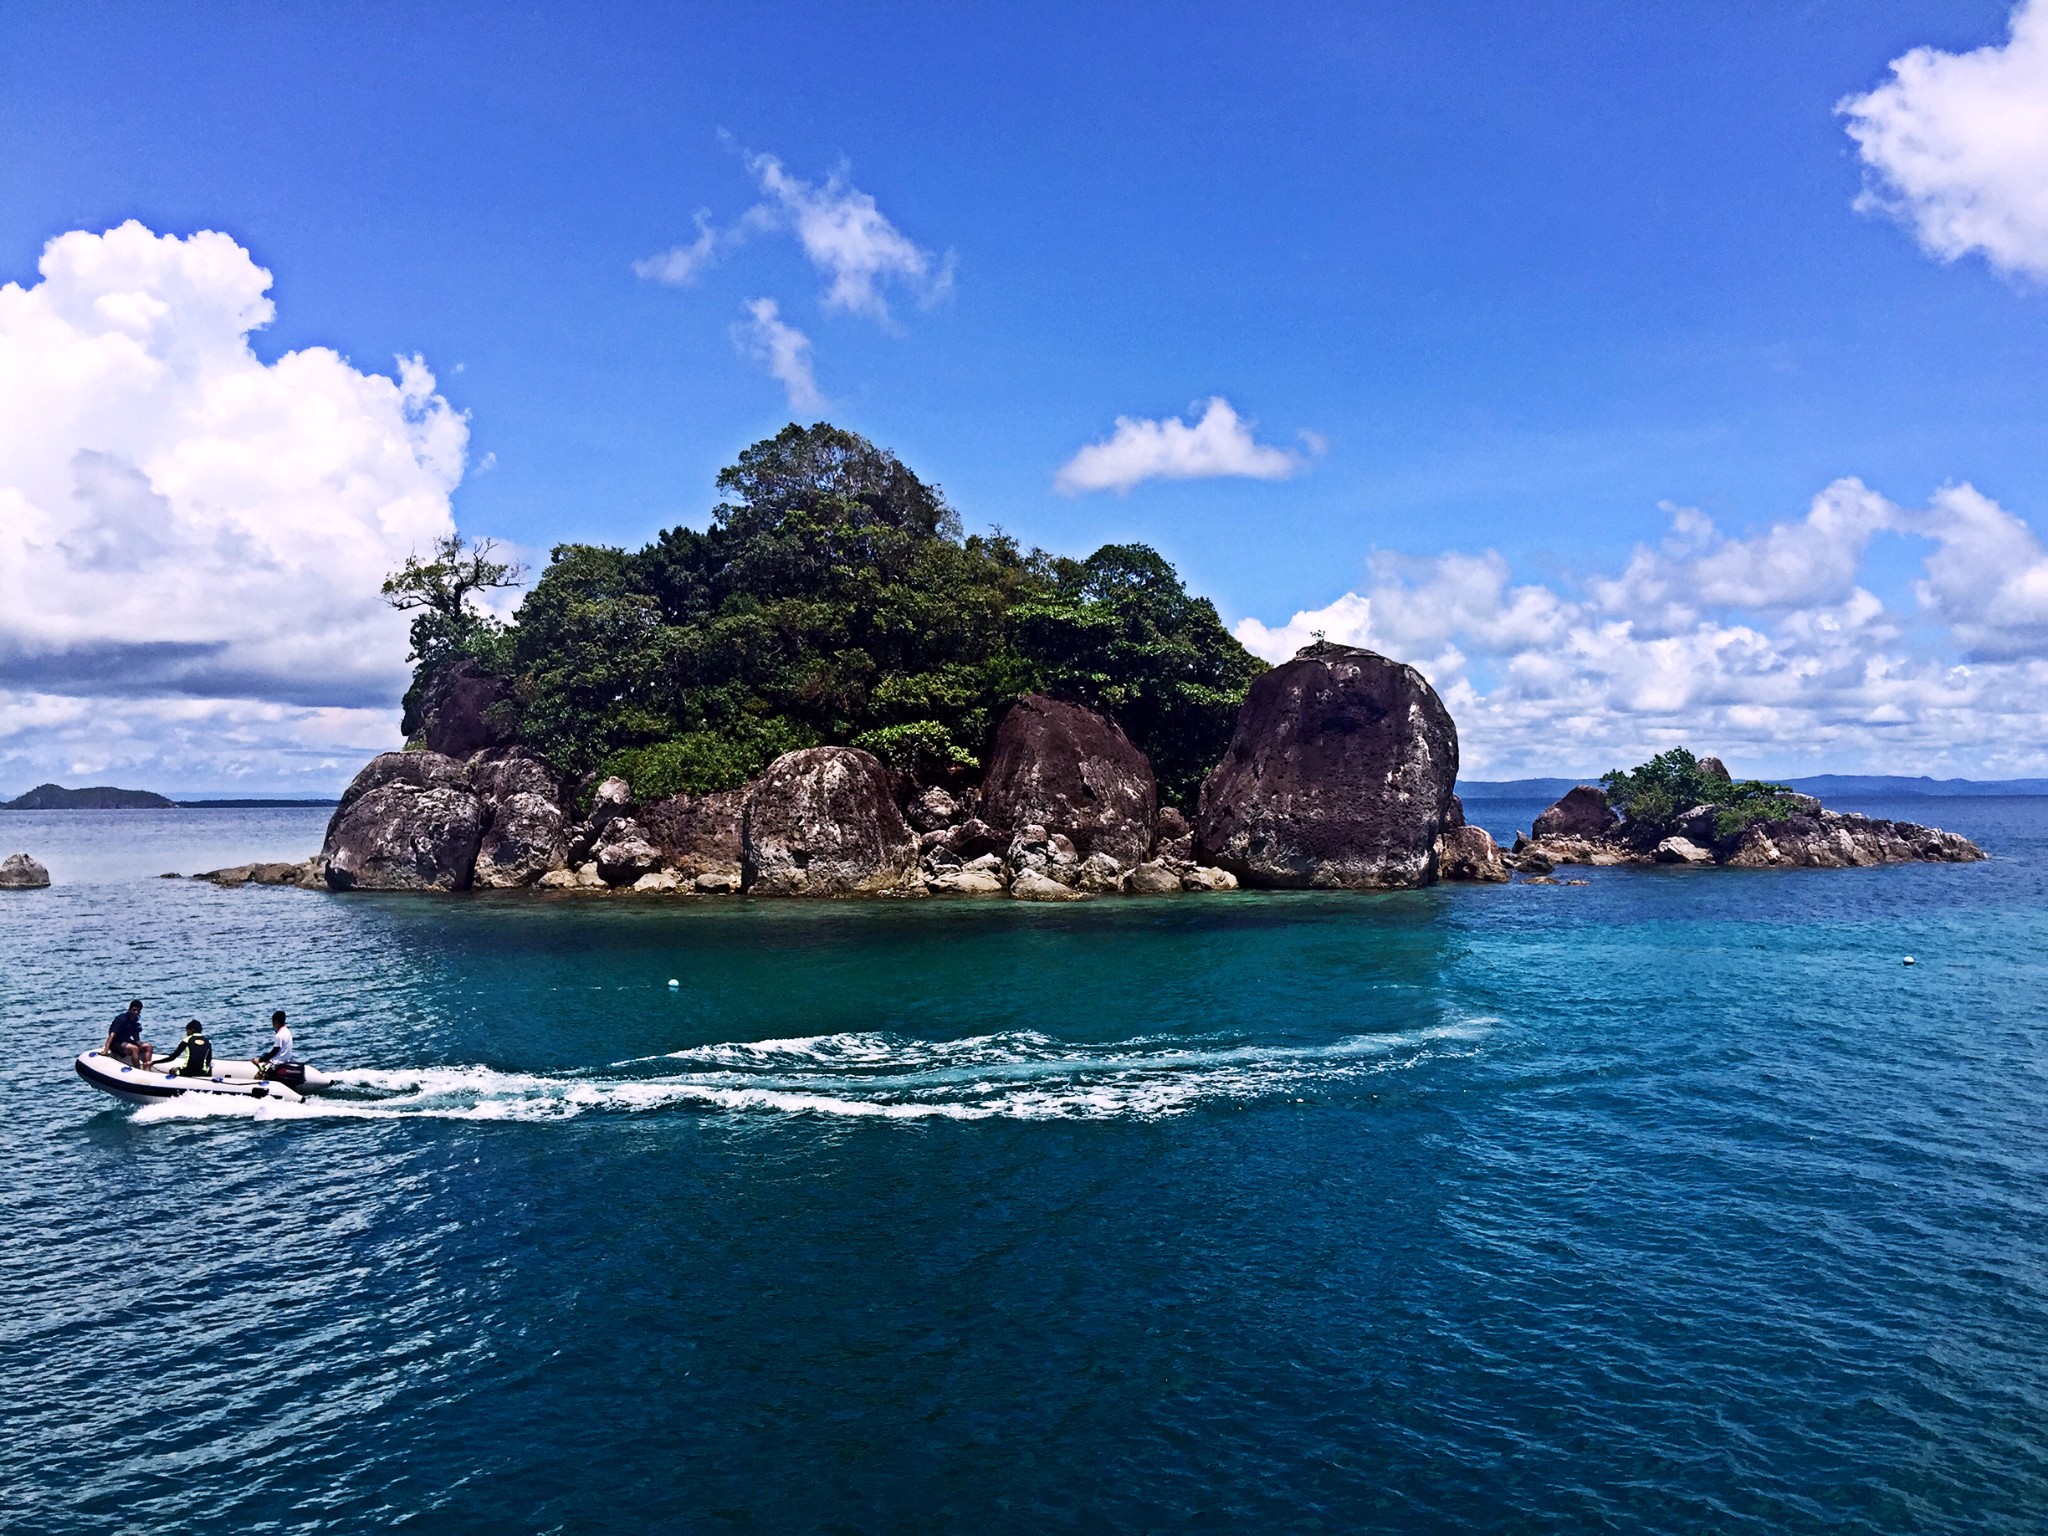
254, 1011, 304, 1089
157, 1020, 214, 1078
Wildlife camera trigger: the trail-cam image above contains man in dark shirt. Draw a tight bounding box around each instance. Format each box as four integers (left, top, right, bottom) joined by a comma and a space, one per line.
104, 1000, 151, 1068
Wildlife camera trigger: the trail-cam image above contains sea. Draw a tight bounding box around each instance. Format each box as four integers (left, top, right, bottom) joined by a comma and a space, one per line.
2, 797, 2045, 1534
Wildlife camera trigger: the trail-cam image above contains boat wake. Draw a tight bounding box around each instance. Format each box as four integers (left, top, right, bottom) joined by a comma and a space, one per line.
128, 1020, 1493, 1126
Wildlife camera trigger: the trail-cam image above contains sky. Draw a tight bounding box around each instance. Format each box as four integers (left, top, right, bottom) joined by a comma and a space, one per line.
3, 0, 2048, 792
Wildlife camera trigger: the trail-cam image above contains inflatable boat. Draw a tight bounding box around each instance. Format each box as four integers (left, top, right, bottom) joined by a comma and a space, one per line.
75, 1050, 334, 1105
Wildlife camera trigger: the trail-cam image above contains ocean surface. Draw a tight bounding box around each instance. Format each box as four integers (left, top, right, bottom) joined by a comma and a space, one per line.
3, 798, 2046, 1533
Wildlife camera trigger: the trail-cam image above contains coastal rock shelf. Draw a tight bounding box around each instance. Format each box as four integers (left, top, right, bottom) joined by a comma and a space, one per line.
1509, 784, 1984, 873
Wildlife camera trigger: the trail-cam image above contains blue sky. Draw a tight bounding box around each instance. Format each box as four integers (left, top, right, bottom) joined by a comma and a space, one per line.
3, 1, 2047, 789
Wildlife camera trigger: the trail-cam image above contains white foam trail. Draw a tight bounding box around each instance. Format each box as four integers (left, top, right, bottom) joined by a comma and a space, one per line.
129, 1021, 1491, 1127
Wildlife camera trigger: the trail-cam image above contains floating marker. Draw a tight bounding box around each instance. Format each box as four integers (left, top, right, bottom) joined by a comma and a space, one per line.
1903, 956, 1916, 966
668, 978, 680, 989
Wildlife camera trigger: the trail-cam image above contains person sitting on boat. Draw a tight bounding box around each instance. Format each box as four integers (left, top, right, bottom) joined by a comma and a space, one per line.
157, 1020, 214, 1078
254, 1010, 303, 1089
103, 1000, 151, 1068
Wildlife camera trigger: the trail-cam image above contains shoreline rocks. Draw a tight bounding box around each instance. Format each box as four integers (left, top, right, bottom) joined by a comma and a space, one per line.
741, 747, 921, 896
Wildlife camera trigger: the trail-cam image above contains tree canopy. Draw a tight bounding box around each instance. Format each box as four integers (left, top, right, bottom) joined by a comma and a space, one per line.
1602, 747, 1801, 844
402, 423, 1267, 808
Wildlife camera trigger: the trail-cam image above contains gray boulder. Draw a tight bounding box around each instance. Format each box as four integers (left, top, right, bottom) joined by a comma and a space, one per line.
1533, 786, 1617, 840
474, 793, 569, 888
323, 752, 486, 891
1010, 867, 1088, 902
742, 747, 920, 896
1194, 643, 1459, 889
1653, 836, 1714, 865
595, 820, 663, 887
0, 853, 51, 889
905, 785, 963, 833
1437, 824, 1510, 883
1151, 806, 1194, 862
1129, 860, 1184, 895
642, 789, 746, 883
981, 695, 1157, 869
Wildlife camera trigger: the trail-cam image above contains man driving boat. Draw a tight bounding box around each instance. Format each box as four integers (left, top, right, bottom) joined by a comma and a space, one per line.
254, 1010, 303, 1089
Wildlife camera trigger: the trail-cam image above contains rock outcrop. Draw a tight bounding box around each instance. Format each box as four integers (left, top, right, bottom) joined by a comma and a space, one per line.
1532, 785, 1617, 841
981, 696, 1157, 870
470, 751, 570, 889
418, 660, 517, 758
641, 789, 747, 886
0, 852, 51, 889
1436, 824, 1509, 883
1194, 643, 1459, 889
742, 747, 920, 896
1151, 806, 1194, 862
1723, 811, 1984, 869
323, 752, 487, 891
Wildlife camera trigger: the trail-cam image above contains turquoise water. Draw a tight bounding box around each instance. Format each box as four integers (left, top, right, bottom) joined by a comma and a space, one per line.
3, 800, 2046, 1532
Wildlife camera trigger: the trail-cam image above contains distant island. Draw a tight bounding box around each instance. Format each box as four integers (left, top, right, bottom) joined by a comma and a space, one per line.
3, 783, 175, 810
1462, 774, 2048, 799
0, 784, 338, 810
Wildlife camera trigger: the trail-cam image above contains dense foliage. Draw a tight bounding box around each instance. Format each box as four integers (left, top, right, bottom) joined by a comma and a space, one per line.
398, 424, 1266, 808
1601, 748, 1802, 844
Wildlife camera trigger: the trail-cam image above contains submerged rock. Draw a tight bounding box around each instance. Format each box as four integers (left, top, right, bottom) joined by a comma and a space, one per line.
0, 853, 51, 889
1194, 643, 1458, 889
742, 747, 921, 896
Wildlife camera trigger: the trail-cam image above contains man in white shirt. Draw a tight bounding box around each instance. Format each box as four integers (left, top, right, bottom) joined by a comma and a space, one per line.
254, 1010, 304, 1089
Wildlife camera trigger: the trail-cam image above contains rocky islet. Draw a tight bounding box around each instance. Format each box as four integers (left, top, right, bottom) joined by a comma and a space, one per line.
298, 642, 1977, 898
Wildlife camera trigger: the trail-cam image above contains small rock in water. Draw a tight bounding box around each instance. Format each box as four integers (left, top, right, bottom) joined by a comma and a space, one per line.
160, 872, 181, 879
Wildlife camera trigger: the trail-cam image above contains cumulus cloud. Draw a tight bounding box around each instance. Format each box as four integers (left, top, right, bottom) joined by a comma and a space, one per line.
0, 221, 469, 792
1055, 398, 1309, 495
733, 297, 824, 411
1232, 478, 2048, 778
637, 149, 951, 322
1839, 1, 2048, 278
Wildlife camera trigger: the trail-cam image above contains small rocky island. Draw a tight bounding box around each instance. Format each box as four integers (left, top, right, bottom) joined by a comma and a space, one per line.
3, 783, 175, 810
223, 422, 1981, 899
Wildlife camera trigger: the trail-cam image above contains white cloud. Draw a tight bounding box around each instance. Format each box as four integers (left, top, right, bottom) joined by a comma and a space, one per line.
1839, 1, 2048, 278
1232, 478, 2048, 778
733, 297, 824, 412
637, 149, 951, 322
745, 152, 953, 321
0, 220, 469, 790
1055, 398, 1307, 495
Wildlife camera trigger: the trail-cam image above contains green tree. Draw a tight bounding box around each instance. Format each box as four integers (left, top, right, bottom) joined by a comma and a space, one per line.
382, 534, 524, 740
1015, 543, 1265, 809
1602, 747, 1802, 846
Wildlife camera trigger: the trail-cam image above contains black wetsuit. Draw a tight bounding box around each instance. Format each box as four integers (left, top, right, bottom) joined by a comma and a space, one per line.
160, 1033, 213, 1078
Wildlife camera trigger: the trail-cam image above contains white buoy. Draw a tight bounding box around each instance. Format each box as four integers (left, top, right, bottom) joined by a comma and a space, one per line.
1903, 956, 1916, 967
668, 978, 680, 988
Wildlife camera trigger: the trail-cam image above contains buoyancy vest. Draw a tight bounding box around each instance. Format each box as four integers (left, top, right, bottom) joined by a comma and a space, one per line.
179, 1034, 213, 1077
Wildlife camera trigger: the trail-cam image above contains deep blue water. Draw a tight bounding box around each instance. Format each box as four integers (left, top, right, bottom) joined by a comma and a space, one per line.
3, 799, 2046, 1533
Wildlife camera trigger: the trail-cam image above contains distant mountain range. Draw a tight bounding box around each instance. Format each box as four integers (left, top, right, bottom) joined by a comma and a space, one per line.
1460, 775, 2048, 799
1, 782, 336, 809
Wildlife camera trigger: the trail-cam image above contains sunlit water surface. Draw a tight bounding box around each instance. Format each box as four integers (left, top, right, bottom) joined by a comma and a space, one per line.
2, 800, 2045, 1532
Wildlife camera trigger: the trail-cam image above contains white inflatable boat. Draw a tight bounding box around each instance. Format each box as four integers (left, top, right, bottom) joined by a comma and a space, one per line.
75, 1050, 335, 1105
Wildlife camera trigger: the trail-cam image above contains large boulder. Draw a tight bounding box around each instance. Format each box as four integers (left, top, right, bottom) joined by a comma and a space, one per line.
473, 794, 569, 888
0, 853, 51, 889
418, 660, 517, 758
1436, 824, 1509, 883
323, 751, 485, 891
1533, 786, 1616, 840
641, 789, 747, 883
1194, 644, 1459, 889
980, 695, 1157, 870
742, 747, 920, 896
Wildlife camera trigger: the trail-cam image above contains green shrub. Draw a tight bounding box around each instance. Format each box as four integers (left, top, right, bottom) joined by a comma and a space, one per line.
1602, 747, 1798, 845
603, 718, 816, 802
849, 721, 979, 781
